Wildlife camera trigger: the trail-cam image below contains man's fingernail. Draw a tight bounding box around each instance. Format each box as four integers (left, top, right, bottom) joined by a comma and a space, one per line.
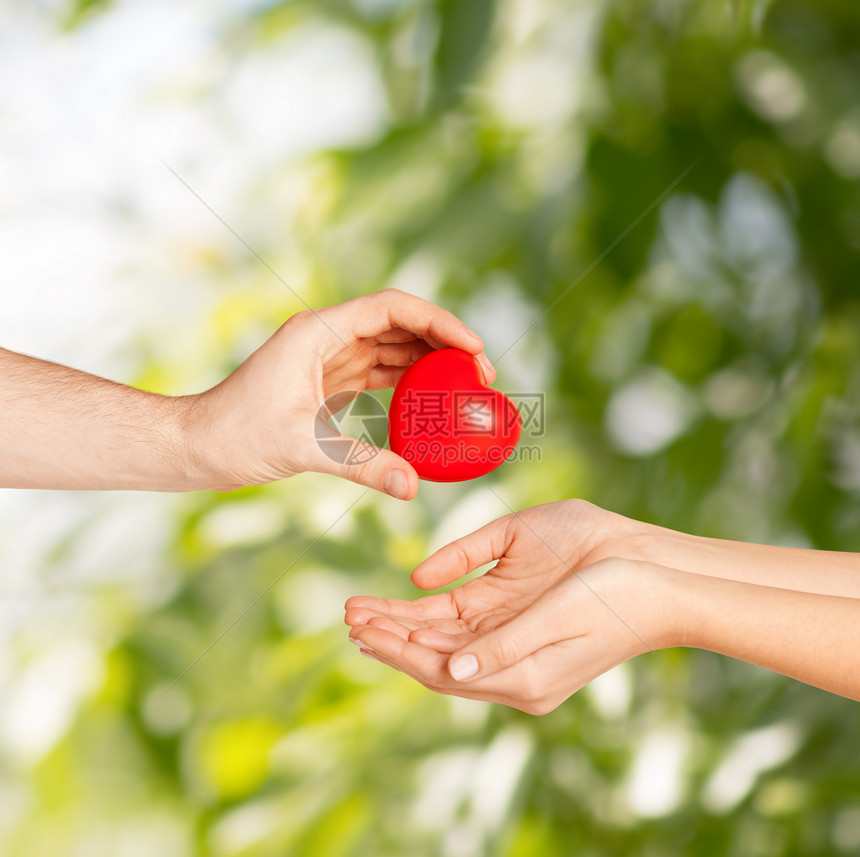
450, 654, 479, 681
383, 469, 410, 499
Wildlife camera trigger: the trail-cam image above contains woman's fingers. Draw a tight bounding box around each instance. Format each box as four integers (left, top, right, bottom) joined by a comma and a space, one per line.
344, 595, 392, 614
345, 592, 460, 622
349, 625, 559, 712
408, 627, 472, 653
411, 515, 516, 590
345, 605, 420, 636
344, 604, 389, 626
348, 624, 490, 696
365, 614, 412, 640
445, 578, 581, 682
349, 625, 449, 683
345, 605, 466, 645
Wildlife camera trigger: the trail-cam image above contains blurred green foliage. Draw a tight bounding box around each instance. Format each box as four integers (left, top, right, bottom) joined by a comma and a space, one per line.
5, 0, 860, 855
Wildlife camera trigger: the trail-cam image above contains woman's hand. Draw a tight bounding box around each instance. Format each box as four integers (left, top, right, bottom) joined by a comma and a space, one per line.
346, 499, 860, 711
345, 502, 680, 713
183, 288, 494, 496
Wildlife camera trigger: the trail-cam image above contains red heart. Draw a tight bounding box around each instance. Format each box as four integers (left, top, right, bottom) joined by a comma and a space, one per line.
388, 348, 521, 482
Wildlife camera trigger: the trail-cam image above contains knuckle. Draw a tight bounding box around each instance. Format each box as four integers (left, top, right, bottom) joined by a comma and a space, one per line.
563, 497, 590, 515
502, 514, 519, 545
528, 697, 556, 717
517, 697, 542, 716
352, 456, 382, 485
518, 670, 542, 704
491, 634, 522, 669
452, 542, 472, 575
283, 309, 313, 330
560, 497, 600, 524
516, 672, 555, 716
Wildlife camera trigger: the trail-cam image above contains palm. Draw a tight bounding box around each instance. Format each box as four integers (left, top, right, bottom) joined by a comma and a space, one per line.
346, 502, 606, 653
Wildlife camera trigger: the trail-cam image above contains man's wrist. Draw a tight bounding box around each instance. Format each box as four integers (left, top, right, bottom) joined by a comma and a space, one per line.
169, 392, 240, 492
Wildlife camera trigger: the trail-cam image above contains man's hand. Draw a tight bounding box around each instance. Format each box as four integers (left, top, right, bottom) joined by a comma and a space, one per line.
0, 289, 492, 496
183, 289, 493, 496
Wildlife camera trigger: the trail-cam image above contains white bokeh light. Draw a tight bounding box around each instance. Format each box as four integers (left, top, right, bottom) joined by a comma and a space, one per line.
606, 368, 698, 456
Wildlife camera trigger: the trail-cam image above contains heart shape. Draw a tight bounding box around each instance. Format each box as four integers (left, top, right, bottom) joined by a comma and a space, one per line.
388, 348, 521, 482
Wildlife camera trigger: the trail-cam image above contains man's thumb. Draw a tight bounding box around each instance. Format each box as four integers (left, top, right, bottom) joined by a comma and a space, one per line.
312, 434, 419, 499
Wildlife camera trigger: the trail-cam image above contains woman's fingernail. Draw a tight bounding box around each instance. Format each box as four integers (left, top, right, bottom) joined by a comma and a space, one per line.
383, 469, 410, 499
450, 654, 479, 681
350, 637, 376, 653
478, 353, 494, 377
360, 650, 380, 661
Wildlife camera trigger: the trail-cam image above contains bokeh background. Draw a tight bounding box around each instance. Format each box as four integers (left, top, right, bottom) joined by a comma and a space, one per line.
1, 0, 860, 854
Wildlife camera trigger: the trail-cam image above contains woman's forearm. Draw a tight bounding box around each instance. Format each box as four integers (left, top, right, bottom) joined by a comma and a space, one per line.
671, 568, 860, 700
627, 522, 860, 599
0, 348, 195, 491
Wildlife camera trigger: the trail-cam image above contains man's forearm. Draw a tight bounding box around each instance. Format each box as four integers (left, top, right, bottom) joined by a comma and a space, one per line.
0, 348, 196, 491
672, 568, 860, 700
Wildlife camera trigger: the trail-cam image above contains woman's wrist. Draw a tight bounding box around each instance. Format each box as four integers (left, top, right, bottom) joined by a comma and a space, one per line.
635, 561, 695, 651
617, 521, 706, 569
586, 559, 691, 655
616, 515, 797, 591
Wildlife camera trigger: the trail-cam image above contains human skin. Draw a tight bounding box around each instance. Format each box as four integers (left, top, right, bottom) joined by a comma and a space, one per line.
0, 289, 493, 497
345, 499, 860, 713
